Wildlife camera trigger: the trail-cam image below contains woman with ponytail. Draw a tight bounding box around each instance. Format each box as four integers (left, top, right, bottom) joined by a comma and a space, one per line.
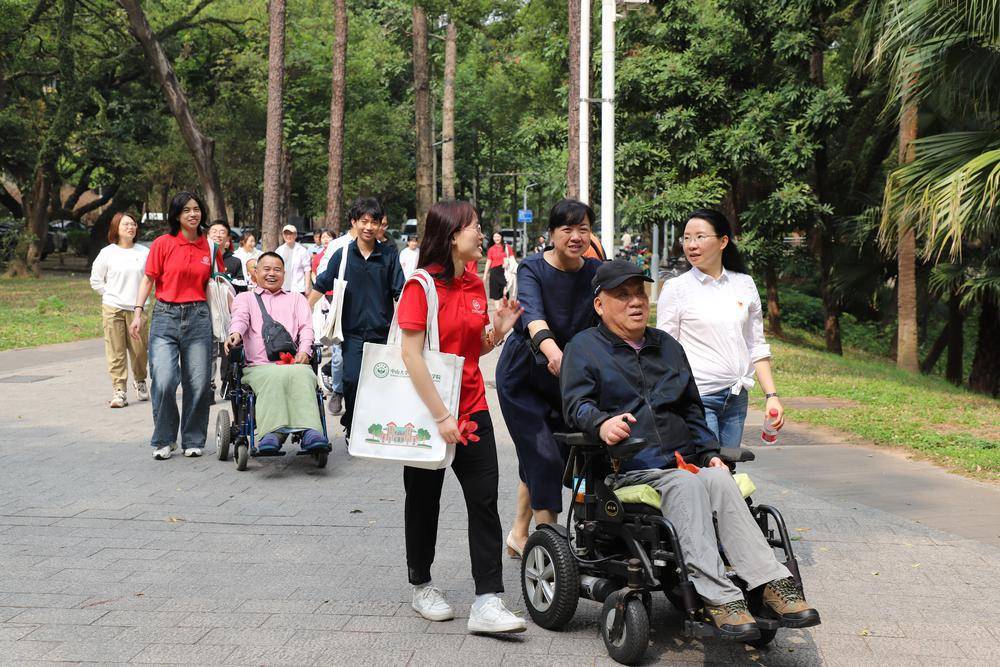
656, 209, 784, 447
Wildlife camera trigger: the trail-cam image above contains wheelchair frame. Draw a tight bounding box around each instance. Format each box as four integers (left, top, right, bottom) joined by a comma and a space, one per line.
215, 344, 331, 471
520, 433, 808, 664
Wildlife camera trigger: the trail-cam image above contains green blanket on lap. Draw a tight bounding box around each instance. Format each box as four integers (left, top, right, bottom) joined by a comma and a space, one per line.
243, 364, 323, 437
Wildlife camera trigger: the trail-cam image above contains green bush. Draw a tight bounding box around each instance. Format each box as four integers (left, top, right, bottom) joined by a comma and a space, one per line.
66, 229, 90, 256
35, 295, 66, 314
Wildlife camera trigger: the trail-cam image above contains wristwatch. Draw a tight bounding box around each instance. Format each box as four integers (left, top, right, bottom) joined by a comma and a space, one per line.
765, 392, 779, 399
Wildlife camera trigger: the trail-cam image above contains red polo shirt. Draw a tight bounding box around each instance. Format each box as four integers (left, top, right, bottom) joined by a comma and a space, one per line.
397, 264, 489, 417
144, 233, 225, 303
486, 243, 511, 270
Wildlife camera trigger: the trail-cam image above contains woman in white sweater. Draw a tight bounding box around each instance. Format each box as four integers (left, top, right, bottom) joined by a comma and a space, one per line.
89, 212, 150, 408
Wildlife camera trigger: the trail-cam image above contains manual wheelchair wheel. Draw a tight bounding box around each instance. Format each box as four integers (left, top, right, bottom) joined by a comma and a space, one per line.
601, 590, 649, 665
235, 442, 248, 471
520, 528, 579, 630
313, 450, 328, 469
215, 411, 231, 461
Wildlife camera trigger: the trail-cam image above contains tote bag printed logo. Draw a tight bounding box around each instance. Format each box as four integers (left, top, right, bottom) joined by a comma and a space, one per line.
373, 362, 390, 378
365, 421, 433, 449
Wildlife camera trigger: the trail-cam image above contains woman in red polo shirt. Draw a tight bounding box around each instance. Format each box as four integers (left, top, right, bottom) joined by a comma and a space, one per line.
482, 232, 513, 310
396, 200, 526, 635
128, 192, 224, 461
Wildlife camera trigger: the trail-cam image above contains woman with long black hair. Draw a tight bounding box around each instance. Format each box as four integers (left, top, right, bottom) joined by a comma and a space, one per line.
656, 208, 784, 447
128, 192, 224, 460
494, 199, 602, 556
396, 200, 526, 635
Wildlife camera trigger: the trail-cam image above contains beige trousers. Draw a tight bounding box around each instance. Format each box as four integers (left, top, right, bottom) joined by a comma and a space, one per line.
101, 305, 148, 391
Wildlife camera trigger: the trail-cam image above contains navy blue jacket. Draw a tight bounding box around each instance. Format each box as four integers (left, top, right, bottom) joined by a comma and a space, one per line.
561, 324, 720, 472
314, 240, 404, 341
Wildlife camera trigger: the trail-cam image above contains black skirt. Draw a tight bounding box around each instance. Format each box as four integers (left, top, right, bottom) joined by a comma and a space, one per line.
488, 266, 507, 300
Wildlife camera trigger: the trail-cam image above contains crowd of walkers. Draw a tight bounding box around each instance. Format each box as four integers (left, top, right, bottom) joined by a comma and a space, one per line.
89, 189, 802, 638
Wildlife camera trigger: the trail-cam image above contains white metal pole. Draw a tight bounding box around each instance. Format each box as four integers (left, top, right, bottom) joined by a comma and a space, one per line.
578, 0, 590, 204
651, 221, 660, 303
600, 0, 615, 257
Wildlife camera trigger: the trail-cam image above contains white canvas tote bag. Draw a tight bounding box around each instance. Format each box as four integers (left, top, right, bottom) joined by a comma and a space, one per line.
348, 270, 463, 469
318, 244, 349, 346
206, 241, 235, 343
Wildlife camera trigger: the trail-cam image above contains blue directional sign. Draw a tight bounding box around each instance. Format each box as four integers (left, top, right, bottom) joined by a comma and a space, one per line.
518, 209, 533, 223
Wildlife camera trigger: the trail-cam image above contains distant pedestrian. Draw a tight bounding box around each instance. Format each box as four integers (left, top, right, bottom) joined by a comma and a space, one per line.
207, 221, 245, 292
396, 199, 526, 634
232, 232, 261, 286
308, 197, 404, 440
276, 225, 312, 295
129, 192, 226, 460
89, 211, 150, 409
311, 229, 335, 285
483, 232, 513, 310
657, 209, 784, 447
398, 235, 420, 279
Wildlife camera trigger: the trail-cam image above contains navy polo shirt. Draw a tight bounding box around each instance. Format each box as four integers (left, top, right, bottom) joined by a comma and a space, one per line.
315, 240, 404, 341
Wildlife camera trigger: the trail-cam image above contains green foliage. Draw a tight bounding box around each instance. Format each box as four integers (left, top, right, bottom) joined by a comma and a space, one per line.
66, 229, 89, 256
0, 276, 101, 349
368, 423, 383, 436
416, 427, 432, 441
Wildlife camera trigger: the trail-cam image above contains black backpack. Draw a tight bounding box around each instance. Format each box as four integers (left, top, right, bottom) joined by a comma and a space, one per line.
253, 292, 298, 361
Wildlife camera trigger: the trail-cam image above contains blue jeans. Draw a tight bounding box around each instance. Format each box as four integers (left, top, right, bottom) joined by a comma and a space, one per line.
700, 388, 749, 448
148, 301, 213, 450
330, 343, 343, 394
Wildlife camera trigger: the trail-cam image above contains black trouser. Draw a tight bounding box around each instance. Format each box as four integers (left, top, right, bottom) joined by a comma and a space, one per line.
403, 411, 504, 595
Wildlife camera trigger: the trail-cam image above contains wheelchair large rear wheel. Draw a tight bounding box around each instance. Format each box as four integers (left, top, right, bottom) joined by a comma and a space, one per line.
216, 411, 231, 461
521, 528, 579, 630
601, 590, 649, 665
235, 443, 248, 471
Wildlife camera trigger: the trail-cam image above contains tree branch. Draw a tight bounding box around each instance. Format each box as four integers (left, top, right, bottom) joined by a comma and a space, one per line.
72, 182, 119, 219
0, 185, 23, 218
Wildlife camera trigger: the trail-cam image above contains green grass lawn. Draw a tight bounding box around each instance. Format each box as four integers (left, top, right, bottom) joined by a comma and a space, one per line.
757, 338, 1000, 479
0, 275, 103, 350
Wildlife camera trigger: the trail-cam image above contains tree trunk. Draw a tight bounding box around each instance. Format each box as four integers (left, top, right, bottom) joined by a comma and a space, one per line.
919, 324, 948, 374
441, 21, 457, 200
968, 296, 999, 396
945, 290, 964, 385
20, 167, 52, 276
566, 0, 580, 199
764, 264, 782, 336
325, 0, 347, 234
412, 5, 433, 237
896, 72, 919, 372
117, 0, 227, 223
277, 142, 291, 235
260, 0, 287, 251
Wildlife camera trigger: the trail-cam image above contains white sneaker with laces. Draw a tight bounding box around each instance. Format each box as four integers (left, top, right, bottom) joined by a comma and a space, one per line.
183, 448, 203, 457
152, 446, 172, 460
411, 585, 455, 621
135, 381, 150, 401
467, 596, 526, 634
109, 389, 128, 408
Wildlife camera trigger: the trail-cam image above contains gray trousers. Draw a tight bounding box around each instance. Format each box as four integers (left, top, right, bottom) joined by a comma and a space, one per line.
612, 466, 790, 605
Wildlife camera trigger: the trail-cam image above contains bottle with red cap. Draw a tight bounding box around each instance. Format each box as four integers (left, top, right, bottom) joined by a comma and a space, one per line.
761, 408, 780, 444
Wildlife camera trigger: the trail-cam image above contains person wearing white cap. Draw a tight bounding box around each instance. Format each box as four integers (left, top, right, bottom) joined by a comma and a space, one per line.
276, 224, 312, 294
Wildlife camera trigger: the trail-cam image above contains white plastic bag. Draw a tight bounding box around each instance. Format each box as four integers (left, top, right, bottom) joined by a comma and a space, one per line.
348, 270, 462, 470
206, 241, 235, 343
318, 244, 349, 346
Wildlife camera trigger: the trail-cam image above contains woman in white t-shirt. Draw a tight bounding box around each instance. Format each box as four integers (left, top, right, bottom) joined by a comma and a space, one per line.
89, 212, 150, 408
232, 232, 262, 284
656, 209, 784, 447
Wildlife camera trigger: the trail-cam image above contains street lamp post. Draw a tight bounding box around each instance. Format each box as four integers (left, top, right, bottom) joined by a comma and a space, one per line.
523, 182, 538, 256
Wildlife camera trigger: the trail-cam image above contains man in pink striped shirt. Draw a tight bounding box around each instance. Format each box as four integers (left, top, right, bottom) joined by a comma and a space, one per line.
225, 252, 327, 452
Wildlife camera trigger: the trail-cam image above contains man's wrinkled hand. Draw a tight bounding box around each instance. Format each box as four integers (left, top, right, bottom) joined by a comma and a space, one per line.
599, 413, 636, 445
707, 457, 728, 469
294, 351, 310, 365
224, 332, 242, 353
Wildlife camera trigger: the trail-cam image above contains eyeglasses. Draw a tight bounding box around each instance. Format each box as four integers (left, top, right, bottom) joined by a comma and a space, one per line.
681, 234, 719, 245
464, 224, 483, 234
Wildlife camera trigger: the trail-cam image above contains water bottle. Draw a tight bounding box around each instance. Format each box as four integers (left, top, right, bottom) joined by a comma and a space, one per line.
761, 408, 780, 444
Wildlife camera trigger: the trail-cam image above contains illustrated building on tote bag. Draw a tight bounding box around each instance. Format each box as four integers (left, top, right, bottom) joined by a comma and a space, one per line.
365, 421, 433, 448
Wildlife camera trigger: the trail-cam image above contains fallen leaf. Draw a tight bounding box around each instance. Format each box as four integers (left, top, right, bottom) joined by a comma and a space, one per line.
859, 628, 870, 636
349, 509, 362, 514
819, 547, 829, 552
911, 563, 921, 568
871, 571, 879, 576
166, 516, 185, 523
790, 536, 801, 541
795, 527, 811, 532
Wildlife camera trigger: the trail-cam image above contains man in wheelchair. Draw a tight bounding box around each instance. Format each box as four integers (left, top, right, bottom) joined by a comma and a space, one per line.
224, 252, 329, 453
561, 260, 819, 639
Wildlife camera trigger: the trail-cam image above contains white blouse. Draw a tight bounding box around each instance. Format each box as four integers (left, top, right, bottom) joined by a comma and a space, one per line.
89, 243, 149, 310
656, 267, 771, 397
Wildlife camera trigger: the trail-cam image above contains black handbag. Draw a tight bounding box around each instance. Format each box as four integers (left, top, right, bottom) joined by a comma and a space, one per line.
253, 292, 298, 361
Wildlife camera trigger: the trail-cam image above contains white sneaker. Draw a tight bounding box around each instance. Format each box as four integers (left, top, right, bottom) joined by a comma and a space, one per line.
411, 585, 455, 621
152, 446, 172, 460
183, 448, 203, 458
135, 381, 150, 401
109, 389, 128, 408
467, 596, 526, 634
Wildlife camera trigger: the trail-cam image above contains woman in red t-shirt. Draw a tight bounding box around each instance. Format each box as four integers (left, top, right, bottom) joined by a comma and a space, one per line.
396, 200, 526, 634
128, 192, 224, 461
482, 232, 513, 310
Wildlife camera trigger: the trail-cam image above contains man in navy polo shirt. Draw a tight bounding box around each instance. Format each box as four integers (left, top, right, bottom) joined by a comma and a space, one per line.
308, 197, 405, 440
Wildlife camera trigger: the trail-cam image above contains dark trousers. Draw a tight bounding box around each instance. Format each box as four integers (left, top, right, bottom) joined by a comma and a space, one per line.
403, 411, 504, 595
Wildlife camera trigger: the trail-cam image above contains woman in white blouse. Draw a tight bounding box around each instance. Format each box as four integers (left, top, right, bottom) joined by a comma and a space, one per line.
656, 209, 784, 447
232, 232, 262, 284
89, 211, 150, 408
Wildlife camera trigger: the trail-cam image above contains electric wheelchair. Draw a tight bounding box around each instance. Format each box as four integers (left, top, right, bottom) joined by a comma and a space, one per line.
215, 344, 332, 471
519, 433, 812, 665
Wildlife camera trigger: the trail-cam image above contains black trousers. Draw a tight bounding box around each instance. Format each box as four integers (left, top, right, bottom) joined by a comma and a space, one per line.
403, 410, 504, 595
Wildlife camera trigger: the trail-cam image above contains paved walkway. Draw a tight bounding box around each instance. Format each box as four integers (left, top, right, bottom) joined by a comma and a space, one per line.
0, 340, 998, 665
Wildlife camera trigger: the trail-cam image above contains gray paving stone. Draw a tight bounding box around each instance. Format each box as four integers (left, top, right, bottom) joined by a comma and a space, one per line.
41, 640, 146, 662
7, 607, 108, 625
0, 623, 39, 640
0, 639, 63, 660
129, 642, 237, 664
23, 623, 127, 642
198, 627, 296, 646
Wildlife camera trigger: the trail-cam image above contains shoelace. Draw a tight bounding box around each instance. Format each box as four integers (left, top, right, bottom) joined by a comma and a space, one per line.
722, 600, 749, 616
417, 586, 446, 605
770, 578, 803, 603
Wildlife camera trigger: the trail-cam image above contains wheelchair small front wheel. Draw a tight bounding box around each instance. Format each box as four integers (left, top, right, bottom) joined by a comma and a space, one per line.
521, 528, 579, 630
314, 450, 328, 469
601, 591, 649, 665
216, 411, 231, 461
235, 443, 248, 471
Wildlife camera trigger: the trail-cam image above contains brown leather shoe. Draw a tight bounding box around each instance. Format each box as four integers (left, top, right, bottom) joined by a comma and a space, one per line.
761, 578, 821, 628
702, 598, 760, 640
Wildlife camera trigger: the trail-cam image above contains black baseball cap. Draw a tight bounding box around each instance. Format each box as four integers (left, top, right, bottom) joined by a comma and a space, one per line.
591, 259, 653, 294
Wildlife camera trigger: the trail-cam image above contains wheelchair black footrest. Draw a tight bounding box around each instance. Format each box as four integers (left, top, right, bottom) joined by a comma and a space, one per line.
252, 450, 286, 458
683, 620, 719, 639
295, 446, 332, 456
754, 617, 780, 631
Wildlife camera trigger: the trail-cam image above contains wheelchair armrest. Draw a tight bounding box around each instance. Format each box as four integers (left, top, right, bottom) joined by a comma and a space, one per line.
608, 437, 649, 463
310, 344, 323, 373
553, 432, 604, 448
718, 447, 755, 464
228, 346, 245, 365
